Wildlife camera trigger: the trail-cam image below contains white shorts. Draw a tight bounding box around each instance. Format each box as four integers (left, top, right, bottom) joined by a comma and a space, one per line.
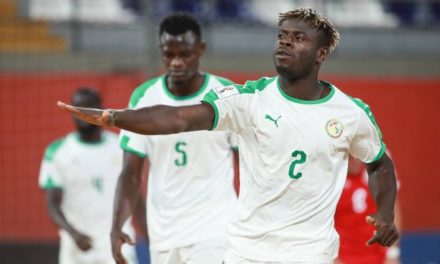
224, 251, 331, 264
59, 236, 138, 264
150, 238, 228, 264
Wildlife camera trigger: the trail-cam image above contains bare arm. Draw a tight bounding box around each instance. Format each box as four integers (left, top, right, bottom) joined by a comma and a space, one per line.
111, 151, 144, 264
132, 193, 148, 242
365, 153, 399, 247
57, 102, 215, 134
45, 188, 92, 251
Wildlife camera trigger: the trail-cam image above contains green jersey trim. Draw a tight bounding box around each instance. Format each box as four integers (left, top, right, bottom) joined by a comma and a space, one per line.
41, 177, 62, 189
162, 73, 210, 100
244, 77, 277, 93
44, 138, 65, 161
350, 97, 383, 139
368, 142, 387, 164
74, 132, 105, 145
129, 77, 160, 108
201, 91, 220, 130
231, 146, 239, 152
120, 135, 146, 158
277, 80, 335, 104
350, 97, 386, 163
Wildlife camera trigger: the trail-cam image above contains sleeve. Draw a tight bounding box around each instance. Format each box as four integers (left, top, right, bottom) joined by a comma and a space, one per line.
38, 140, 64, 189
119, 130, 147, 158
202, 82, 256, 133
349, 99, 386, 163
119, 80, 158, 158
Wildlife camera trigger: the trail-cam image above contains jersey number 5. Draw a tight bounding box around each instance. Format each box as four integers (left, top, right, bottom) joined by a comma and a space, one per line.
289, 150, 307, 179
174, 141, 187, 166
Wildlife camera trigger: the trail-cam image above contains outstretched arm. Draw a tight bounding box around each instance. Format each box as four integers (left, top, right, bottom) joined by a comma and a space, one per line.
57, 102, 215, 134
365, 153, 399, 247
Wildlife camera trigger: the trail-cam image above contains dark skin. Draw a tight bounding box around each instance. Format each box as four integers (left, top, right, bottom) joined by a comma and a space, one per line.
58, 17, 399, 249
47, 93, 148, 254
110, 30, 207, 264
46, 93, 102, 252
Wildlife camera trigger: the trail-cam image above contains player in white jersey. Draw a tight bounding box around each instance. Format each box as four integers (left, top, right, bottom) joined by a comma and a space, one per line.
58, 8, 399, 264
109, 13, 238, 264
39, 88, 139, 264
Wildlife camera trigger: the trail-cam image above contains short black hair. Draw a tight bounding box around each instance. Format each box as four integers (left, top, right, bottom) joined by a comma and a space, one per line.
71, 87, 102, 106
159, 12, 202, 41
279, 8, 340, 53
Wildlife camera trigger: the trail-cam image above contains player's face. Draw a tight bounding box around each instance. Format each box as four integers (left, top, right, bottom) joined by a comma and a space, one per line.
71, 94, 101, 134
273, 18, 327, 80
160, 31, 205, 85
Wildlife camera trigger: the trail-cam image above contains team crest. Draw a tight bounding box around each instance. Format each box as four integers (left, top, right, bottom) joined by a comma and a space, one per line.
326, 119, 343, 138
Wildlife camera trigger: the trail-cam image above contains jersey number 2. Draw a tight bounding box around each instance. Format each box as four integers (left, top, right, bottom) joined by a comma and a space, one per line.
289, 150, 307, 179
174, 141, 187, 166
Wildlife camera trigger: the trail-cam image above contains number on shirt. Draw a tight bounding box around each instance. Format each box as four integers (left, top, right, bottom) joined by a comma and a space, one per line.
174, 141, 187, 166
289, 150, 307, 179
92, 177, 103, 193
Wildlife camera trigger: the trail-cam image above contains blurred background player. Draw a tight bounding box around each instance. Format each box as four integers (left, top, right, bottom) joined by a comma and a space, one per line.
110, 13, 238, 264
335, 154, 402, 264
38, 88, 140, 264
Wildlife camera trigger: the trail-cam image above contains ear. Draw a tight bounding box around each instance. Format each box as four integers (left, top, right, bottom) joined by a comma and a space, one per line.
316, 46, 329, 63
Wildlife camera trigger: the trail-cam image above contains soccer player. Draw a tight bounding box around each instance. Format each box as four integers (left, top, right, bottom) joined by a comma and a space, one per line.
39, 88, 139, 264
109, 13, 238, 264
58, 8, 399, 263
335, 155, 401, 264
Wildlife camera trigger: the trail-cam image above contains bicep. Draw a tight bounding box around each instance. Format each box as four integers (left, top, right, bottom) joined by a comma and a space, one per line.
45, 188, 63, 210
178, 103, 215, 131
121, 151, 145, 181
366, 153, 394, 176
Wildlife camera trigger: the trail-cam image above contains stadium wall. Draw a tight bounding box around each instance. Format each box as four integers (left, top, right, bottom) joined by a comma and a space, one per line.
0, 72, 439, 262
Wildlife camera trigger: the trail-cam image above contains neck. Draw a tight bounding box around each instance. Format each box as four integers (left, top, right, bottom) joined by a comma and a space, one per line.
167, 72, 204, 97
278, 73, 328, 101
78, 129, 102, 143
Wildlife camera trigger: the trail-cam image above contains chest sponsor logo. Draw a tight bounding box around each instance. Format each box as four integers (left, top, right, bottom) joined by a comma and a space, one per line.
326, 119, 343, 138
213, 85, 239, 98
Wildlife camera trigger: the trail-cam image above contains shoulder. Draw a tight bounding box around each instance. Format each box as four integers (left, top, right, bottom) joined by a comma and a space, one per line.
203, 76, 276, 103
325, 82, 369, 115
43, 134, 69, 161
129, 76, 162, 108
244, 76, 277, 92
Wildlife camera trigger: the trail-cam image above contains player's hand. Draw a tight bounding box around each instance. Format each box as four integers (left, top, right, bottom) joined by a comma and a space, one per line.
111, 230, 135, 264
72, 231, 92, 251
57, 101, 114, 127
366, 214, 399, 247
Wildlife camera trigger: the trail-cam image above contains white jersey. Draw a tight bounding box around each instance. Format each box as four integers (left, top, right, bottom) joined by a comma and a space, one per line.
120, 73, 238, 250
202, 77, 385, 263
39, 131, 136, 262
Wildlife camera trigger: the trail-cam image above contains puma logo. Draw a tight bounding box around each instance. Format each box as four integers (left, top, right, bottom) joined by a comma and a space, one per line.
265, 114, 281, 127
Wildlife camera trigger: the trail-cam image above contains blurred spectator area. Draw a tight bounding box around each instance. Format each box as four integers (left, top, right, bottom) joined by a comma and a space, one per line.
18, 0, 440, 26
0, 0, 439, 75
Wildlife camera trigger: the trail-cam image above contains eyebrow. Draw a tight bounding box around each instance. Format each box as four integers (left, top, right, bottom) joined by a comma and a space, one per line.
279, 29, 307, 35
